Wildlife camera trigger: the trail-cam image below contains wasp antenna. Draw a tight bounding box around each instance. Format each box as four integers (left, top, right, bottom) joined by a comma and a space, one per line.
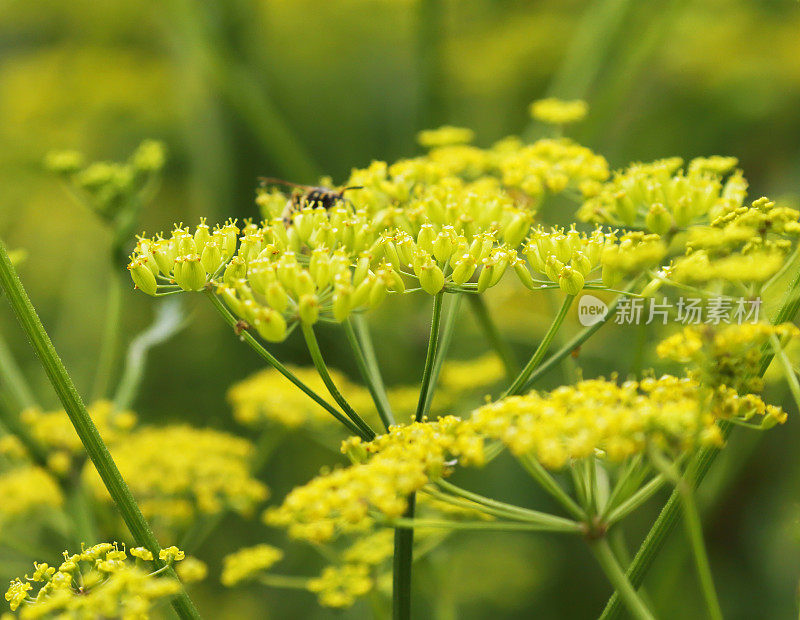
258, 177, 306, 189
342, 186, 364, 192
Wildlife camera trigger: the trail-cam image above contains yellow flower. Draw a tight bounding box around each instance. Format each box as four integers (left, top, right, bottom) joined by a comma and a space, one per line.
529, 98, 588, 125
221, 545, 284, 587
307, 564, 373, 609
0, 466, 63, 521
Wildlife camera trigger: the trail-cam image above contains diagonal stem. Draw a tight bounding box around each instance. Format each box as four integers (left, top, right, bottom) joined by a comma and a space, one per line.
0, 239, 200, 620
301, 322, 376, 440
344, 317, 395, 430
204, 289, 366, 439
503, 294, 574, 397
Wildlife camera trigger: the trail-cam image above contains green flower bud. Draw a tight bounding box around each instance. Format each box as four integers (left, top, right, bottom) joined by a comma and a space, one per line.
276, 254, 298, 290
298, 294, 319, 324
176, 255, 207, 291
353, 254, 371, 286
220, 221, 240, 258
200, 241, 222, 274
223, 256, 247, 285
418, 261, 445, 295
309, 249, 332, 289
217, 286, 243, 316
128, 258, 157, 296
545, 255, 564, 282
254, 307, 287, 342
451, 254, 477, 285
332, 286, 353, 322
369, 278, 388, 307
571, 252, 593, 276
417, 223, 436, 254
152, 241, 176, 275
553, 234, 572, 263
645, 202, 674, 235
504, 212, 532, 248
477, 262, 494, 293
433, 231, 455, 263
601, 263, 622, 288
351, 276, 374, 308
194, 221, 211, 254
293, 271, 316, 298
293, 212, 314, 243
265, 281, 289, 313
559, 266, 584, 295
514, 261, 536, 290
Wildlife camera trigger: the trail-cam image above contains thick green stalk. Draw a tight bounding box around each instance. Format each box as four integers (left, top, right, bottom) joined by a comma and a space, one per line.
0, 239, 200, 620
344, 318, 395, 430
503, 294, 574, 397
600, 264, 800, 619
301, 323, 376, 440
604, 475, 667, 525
394, 291, 445, 620
466, 294, 518, 380
204, 290, 365, 438
590, 538, 656, 620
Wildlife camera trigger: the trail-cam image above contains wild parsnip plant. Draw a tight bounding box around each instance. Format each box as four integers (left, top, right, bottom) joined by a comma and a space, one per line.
1, 100, 800, 619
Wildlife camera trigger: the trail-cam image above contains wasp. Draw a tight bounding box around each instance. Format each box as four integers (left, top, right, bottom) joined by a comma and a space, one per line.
258, 178, 363, 227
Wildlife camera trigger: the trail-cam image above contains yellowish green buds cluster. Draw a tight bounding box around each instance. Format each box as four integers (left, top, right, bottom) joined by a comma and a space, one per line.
578, 156, 747, 231
529, 98, 588, 125
44, 140, 166, 222
221, 544, 285, 586
657, 322, 800, 396
0, 466, 63, 521
417, 126, 476, 148
4, 542, 190, 616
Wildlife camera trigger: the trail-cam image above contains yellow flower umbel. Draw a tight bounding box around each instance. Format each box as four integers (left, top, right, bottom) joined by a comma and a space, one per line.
0, 466, 63, 523
83, 425, 268, 528
264, 416, 485, 543
529, 98, 588, 126
3, 542, 187, 617
220, 544, 284, 587
657, 322, 800, 395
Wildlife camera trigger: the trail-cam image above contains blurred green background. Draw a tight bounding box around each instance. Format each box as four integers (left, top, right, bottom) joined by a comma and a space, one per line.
2, 0, 800, 617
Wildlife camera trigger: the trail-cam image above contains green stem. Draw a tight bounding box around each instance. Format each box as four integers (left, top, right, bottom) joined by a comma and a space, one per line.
91, 270, 123, 401
388, 516, 582, 534
466, 294, 518, 380
422, 293, 461, 416
0, 239, 200, 620
600, 264, 800, 619
394, 291, 445, 620
680, 482, 723, 620
0, 329, 37, 411
604, 475, 667, 525
590, 538, 656, 620
518, 453, 586, 521
300, 322, 376, 440
503, 294, 574, 397
771, 334, 800, 415
204, 290, 365, 439
520, 280, 640, 392
424, 484, 581, 529
415, 291, 445, 423
344, 318, 395, 430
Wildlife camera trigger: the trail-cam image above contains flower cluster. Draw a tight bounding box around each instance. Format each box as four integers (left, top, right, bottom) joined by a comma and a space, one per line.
20, 400, 136, 474
657, 322, 800, 394
529, 98, 588, 126
83, 425, 268, 527
264, 416, 485, 542
220, 544, 284, 587
44, 140, 166, 223
0, 466, 63, 523
3, 542, 192, 618
671, 197, 800, 284
577, 156, 746, 232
